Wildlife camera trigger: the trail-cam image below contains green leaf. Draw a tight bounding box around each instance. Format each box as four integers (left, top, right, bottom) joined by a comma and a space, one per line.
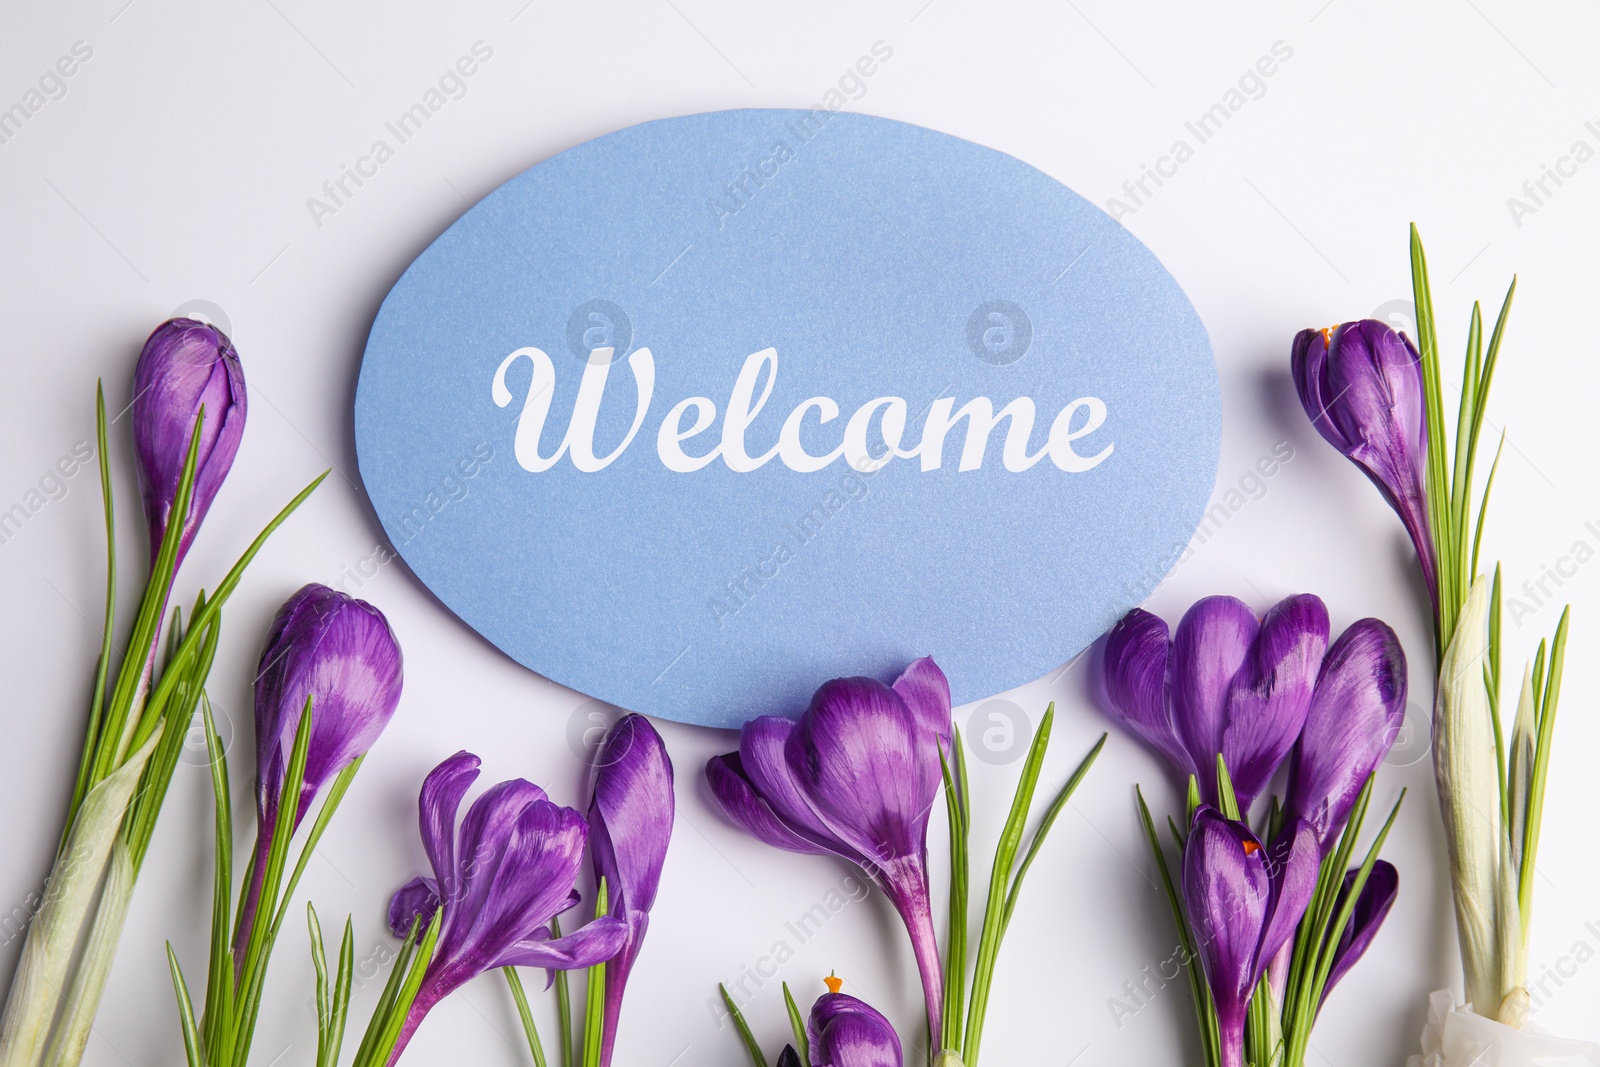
232, 698, 317, 1066
719, 984, 768, 1067
309, 905, 333, 1067
374, 906, 443, 1067
553, 916, 575, 1067
1519, 607, 1569, 936
350, 916, 422, 1067
1214, 755, 1240, 822
128, 469, 329, 758
167, 944, 205, 1067
200, 694, 236, 1065
64, 382, 118, 851
505, 968, 549, 1067
1137, 789, 1219, 1067
330, 918, 354, 1067
124, 598, 221, 872
1487, 564, 1507, 829
962, 704, 1054, 1066
938, 736, 968, 1051
781, 982, 810, 1067
581, 879, 609, 1067
269, 757, 365, 941
91, 411, 204, 791
999, 734, 1105, 932
1411, 225, 1458, 650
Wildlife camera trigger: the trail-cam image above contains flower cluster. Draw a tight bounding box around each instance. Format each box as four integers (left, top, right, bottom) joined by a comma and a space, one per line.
1102, 592, 1406, 1067
1289, 233, 1575, 1036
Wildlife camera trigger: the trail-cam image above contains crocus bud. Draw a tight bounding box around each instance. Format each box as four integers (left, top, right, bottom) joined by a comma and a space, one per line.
253, 583, 404, 827
236, 583, 403, 962
808, 990, 904, 1067
1291, 320, 1434, 601
130, 317, 247, 568
1183, 809, 1319, 1067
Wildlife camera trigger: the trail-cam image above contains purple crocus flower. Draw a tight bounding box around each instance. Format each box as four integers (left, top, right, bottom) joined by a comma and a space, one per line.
1183, 808, 1319, 1067
386, 752, 628, 1063
1102, 595, 1329, 810
706, 657, 950, 1045
1321, 860, 1399, 1008
808, 990, 903, 1067
237, 583, 403, 958
130, 317, 247, 568
1292, 321, 1435, 602
588, 714, 674, 1067
253, 584, 404, 828
1285, 619, 1408, 850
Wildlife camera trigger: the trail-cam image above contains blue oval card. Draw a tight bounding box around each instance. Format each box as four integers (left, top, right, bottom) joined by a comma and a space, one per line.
354, 109, 1219, 728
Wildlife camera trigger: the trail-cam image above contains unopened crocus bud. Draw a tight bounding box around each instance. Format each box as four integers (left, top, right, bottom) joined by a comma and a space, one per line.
131, 317, 247, 568
1291, 320, 1434, 602
808, 989, 904, 1067
236, 583, 403, 959
254, 583, 404, 827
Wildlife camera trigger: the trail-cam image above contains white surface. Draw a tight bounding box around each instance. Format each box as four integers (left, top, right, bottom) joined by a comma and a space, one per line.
2, 2, 1599, 1065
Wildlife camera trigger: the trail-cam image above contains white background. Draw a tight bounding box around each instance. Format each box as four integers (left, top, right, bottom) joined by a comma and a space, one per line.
3, 2, 1599, 1065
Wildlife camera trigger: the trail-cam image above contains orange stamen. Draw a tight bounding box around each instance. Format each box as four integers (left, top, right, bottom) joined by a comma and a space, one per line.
1242, 840, 1261, 856
824, 974, 843, 994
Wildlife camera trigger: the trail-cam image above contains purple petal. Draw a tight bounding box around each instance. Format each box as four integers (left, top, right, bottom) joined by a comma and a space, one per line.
808, 993, 903, 1067
706, 753, 836, 857
738, 716, 863, 863
497, 913, 629, 972
1221, 595, 1329, 809
890, 656, 954, 765
589, 714, 674, 1067
589, 714, 674, 917
447, 782, 568, 951
776, 1047, 801, 1067
1182, 807, 1270, 1036
388, 876, 441, 938
418, 752, 480, 895
131, 318, 247, 567
1322, 861, 1399, 1005
1290, 328, 1351, 453
785, 677, 937, 869
1286, 619, 1408, 850
1172, 597, 1259, 800
1101, 609, 1189, 774
1256, 819, 1320, 969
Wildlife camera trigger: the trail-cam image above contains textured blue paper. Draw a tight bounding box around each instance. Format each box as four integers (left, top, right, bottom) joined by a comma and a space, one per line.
354, 109, 1219, 729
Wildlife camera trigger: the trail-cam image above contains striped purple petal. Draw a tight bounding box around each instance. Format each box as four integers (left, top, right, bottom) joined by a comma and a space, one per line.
1172, 596, 1259, 802
1221, 594, 1328, 809
1102, 609, 1189, 774
588, 714, 675, 1067
808, 992, 903, 1067
1286, 619, 1407, 850
1321, 861, 1399, 1007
